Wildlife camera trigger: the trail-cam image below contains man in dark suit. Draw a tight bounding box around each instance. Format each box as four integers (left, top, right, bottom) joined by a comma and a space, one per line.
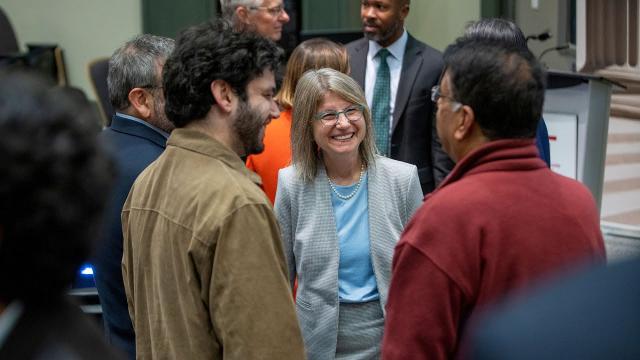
0, 72, 121, 359
470, 258, 640, 360
93, 34, 174, 359
347, 0, 453, 193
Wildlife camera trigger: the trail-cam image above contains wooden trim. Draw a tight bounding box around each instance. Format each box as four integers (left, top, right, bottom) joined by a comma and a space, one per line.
54, 47, 67, 86
86, 57, 110, 127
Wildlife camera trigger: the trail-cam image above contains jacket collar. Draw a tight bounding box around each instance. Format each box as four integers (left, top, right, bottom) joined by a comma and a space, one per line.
110, 114, 168, 148
167, 128, 262, 185
436, 139, 546, 191
392, 34, 423, 131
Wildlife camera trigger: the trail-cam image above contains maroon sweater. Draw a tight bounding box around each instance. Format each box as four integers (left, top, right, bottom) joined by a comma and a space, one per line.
382, 139, 605, 360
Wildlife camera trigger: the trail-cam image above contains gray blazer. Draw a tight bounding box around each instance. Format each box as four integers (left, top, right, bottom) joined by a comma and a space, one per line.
274, 155, 423, 360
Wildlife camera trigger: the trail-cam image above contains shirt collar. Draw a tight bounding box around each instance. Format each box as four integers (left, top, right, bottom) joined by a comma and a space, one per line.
115, 112, 170, 139
434, 139, 544, 194
367, 29, 408, 61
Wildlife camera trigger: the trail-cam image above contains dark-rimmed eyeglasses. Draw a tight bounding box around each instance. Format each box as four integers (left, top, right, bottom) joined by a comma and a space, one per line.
431, 85, 462, 111
315, 104, 364, 127
248, 4, 285, 17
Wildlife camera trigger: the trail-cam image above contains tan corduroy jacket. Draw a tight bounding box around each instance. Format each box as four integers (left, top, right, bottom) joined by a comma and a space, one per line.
122, 128, 305, 359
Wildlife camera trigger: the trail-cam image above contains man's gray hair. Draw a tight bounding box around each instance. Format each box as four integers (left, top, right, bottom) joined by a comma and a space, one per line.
220, 0, 262, 21
107, 34, 175, 111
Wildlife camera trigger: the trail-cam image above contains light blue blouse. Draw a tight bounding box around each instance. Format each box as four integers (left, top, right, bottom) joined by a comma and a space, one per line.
330, 173, 380, 303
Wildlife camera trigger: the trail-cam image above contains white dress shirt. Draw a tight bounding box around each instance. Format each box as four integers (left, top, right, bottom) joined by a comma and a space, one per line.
365, 30, 408, 135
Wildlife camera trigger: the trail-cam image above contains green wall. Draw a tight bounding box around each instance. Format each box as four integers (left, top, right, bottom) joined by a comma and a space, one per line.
142, 0, 216, 39
302, 0, 360, 34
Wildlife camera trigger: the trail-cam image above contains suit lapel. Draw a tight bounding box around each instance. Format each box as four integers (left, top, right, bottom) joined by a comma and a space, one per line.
315, 165, 341, 299
351, 39, 369, 88
392, 35, 424, 133
366, 160, 386, 283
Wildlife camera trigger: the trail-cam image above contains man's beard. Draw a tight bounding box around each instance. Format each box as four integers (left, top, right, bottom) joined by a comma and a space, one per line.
152, 92, 175, 133
363, 19, 403, 45
232, 100, 267, 156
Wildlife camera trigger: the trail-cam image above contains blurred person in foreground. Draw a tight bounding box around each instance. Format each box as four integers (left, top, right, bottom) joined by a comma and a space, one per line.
246, 38, 350, 203
0, 72, 119, 359
93, 34, 174, 359
463, 18, 550, 167
470, 257, 640, 360
382, 38, 605, 359
275, 68, 423, 359
220, 0, 290, 41
121, 20, 304, 359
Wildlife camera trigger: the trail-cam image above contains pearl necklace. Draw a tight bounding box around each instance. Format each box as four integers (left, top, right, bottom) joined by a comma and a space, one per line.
327, 165, 365, 200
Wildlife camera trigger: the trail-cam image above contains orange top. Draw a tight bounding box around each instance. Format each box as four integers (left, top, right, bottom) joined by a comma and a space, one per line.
246, 109, 292, 204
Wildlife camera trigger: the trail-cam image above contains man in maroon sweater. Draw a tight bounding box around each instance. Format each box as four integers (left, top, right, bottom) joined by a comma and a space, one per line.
382, 38, 605, 359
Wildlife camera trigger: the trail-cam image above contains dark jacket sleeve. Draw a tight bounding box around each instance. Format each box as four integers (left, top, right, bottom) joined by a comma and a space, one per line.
431, 113, 455, 186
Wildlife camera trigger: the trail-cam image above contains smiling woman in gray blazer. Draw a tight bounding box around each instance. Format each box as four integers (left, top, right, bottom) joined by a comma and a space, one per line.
275, 68, 423, 360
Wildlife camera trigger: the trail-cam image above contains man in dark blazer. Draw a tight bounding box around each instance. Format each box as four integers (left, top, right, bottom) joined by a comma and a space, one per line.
347, 0, 453, 194
0, 72, 122, 359
93, 34, 174, 359
470, 258, 640, 360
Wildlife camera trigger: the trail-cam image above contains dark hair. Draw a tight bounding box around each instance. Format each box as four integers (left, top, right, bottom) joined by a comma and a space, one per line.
163, 19, 284, 128
443, 37, 545, 140
464, 18, 528, 50
107, 34, 175, 111
0, 72, 115, 303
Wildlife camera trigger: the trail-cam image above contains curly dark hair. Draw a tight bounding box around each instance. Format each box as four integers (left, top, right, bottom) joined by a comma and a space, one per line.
163, 19, 284, 128
443, 37, 546, 140
0, 71, 115, 303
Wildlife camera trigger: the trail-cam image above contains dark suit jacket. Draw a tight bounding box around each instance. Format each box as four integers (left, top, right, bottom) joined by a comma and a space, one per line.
470, 258, 640, 360
347, 34, 454, 193
0, 296, 124, 359
93, 114, 167, 358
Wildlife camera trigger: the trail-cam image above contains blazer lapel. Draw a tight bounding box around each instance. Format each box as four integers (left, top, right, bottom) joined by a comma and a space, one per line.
351, 39, 368, 88
315, 164, 341, 302
366, 161, 387, 293
367, 162, 386, 245
392, 35, 424, 133
316, 165, 335, 222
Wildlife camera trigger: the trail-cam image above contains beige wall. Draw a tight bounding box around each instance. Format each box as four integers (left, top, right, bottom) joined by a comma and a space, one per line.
515, 0, 576, 71
405, 0, 481, 51
0, 0, 141, 99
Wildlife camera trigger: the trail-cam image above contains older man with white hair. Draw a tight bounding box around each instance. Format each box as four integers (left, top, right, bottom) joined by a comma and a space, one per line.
220, 0, 290, 41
